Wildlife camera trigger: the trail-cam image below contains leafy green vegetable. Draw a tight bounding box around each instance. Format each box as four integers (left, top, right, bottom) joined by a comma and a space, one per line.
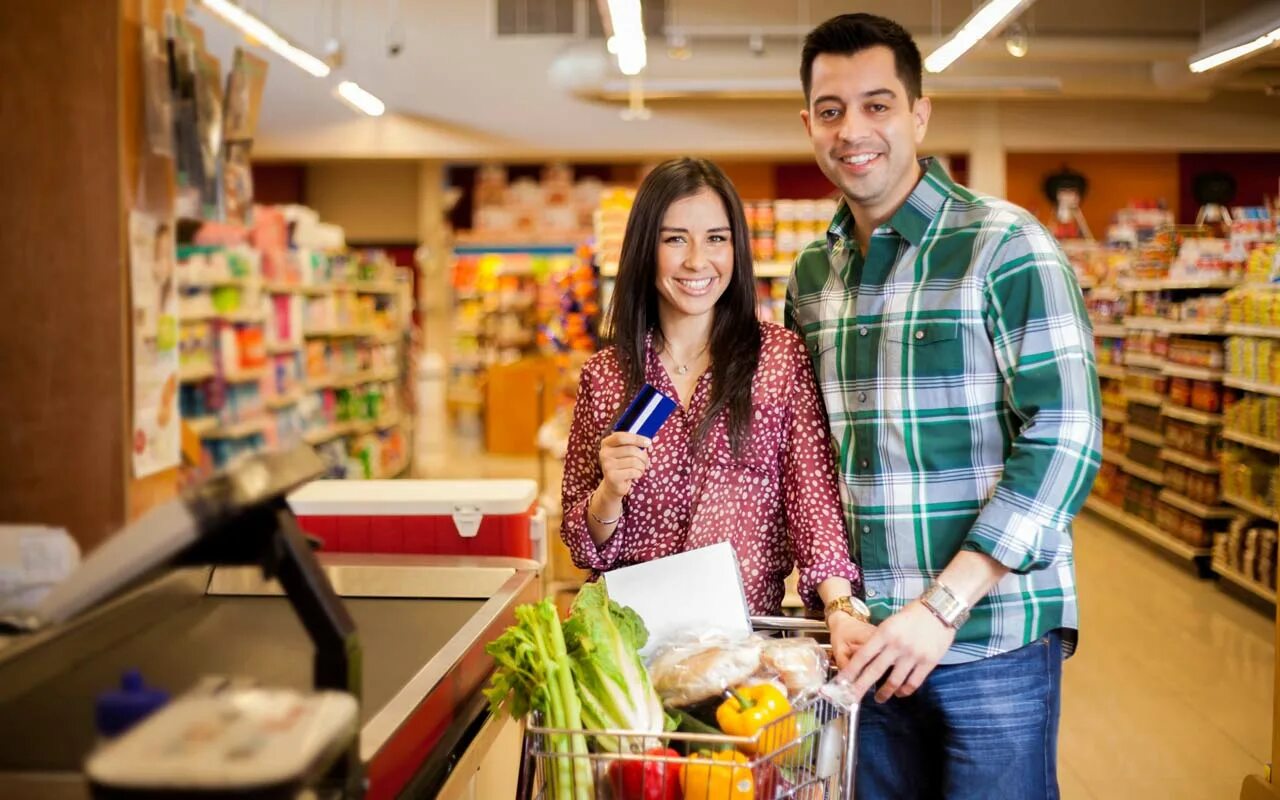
561, 581, 666, 754
485, 599, 594, 800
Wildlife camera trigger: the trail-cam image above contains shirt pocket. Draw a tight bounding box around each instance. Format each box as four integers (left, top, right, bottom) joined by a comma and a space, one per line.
886, 320, 963, 379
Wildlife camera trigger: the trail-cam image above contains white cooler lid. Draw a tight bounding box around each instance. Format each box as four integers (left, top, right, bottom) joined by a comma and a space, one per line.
287, 479, 538, 516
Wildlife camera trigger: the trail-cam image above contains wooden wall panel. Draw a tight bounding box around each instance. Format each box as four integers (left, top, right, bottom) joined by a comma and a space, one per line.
0, 1, 128, 550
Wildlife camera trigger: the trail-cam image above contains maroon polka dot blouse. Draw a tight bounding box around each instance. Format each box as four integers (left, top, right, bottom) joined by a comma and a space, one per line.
560, 322, 862, 614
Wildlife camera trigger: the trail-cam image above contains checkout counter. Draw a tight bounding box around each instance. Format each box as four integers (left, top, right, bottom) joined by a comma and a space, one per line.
0, 449, 540, 799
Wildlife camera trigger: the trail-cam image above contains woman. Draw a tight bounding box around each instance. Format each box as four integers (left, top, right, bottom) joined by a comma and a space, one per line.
560, 158, 866, 649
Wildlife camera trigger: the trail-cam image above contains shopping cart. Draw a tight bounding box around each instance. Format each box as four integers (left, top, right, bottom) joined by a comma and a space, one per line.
515, 616, 859, 800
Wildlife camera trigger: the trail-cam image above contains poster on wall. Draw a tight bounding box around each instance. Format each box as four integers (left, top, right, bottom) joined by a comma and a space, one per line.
222, 48, 268, 227
129, 210, 181, 477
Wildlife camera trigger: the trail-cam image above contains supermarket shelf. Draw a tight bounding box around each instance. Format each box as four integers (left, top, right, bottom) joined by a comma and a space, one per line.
1121, 457, 1166, 486
1224, 376, 1280, 398
1102, 447, 1126, 466
1124, 425, 1164, 446
1084, 496, 1210, 561
264, 282, 332, 295
1163, 362, 1224, 381
180, 309, 266, 324
1222, 493, 1280, 523
179, 364, 215, 383
267, 341, 300, 355
223, 368, 267, 384
306, 369, 398, 391
755, 261, 792, 279
358, 281, 400, 294
303, 424, 349, 445
1101, 405, 1127, 423
185, 416, 218, 436
202, 417, 267, 440
1159, 447, 1220, 474
265, 391, 305, 410
1096, 363, 1126, 380
1158, 489, 1234, 519
1224, 323, 1280, 339
179, 275, 248, 289
1118, 277, 1241, 291
304, 326, 380, 338
1223, 428, 1280, 455
1125, 389, 1166, 407
1212, 559, 1277, 604
1124, 317, 1167, 332
1165, 320, 1228, 335
1161, 403, 1222, 426
1089, 287, 1125, 301
1092, 323, 1127, 339
1125, 353, 1165, 370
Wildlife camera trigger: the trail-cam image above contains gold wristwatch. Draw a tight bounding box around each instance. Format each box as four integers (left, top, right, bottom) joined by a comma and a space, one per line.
824, 595, 871, 624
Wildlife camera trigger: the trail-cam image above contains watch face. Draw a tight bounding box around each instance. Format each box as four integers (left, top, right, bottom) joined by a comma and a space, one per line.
851, 597, 871, 616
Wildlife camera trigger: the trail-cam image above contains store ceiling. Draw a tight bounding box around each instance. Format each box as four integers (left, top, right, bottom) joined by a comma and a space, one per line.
190, 0, 1280, 158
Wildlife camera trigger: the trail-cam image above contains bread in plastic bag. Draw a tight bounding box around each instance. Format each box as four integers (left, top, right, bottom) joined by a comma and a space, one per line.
648, 634, 764, 707
760, 636, 829, 699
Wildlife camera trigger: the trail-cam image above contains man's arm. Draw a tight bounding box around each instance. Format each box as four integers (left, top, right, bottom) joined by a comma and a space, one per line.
841, 220, 1102, 701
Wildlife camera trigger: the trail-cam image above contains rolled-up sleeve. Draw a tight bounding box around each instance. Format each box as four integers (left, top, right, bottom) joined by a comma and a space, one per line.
965, 223, 1103, 574
780, 336, 863, 609
559, 362, 627, 571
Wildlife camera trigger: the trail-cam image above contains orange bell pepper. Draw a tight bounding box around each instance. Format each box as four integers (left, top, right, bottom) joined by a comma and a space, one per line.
680, 750, 754, 800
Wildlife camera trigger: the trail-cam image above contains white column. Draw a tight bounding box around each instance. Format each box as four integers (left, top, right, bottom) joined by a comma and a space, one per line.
967, 102, 1007, 199
415, 160, 452, 465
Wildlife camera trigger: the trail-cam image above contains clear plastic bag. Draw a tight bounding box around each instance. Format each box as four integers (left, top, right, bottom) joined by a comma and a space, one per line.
646, 632, 830, 707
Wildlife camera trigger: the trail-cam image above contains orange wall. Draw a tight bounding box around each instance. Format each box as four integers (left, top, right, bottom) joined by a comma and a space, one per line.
1005, 152, 1180, 239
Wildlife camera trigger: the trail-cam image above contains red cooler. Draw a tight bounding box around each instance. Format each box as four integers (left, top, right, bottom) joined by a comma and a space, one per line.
287, 479, 546, 563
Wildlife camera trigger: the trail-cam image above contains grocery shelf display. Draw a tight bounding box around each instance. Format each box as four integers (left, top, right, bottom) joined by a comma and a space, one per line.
1079, 206, 1280, 603
175, 214, 413, 483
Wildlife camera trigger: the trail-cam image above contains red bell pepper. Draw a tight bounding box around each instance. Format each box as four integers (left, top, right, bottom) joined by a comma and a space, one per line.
608, 747, 683, 800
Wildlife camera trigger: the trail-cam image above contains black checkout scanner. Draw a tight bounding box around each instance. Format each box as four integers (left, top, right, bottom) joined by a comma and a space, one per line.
0, 448, 361, 799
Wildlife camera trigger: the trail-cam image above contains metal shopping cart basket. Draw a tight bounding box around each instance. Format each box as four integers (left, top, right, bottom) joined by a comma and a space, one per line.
516, 616, 860, 800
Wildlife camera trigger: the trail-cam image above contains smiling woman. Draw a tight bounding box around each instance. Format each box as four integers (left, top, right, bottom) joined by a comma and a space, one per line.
557, 157, 867, 657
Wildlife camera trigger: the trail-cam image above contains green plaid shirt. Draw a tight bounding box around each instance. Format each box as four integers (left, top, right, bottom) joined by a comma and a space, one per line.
786, 159, 1101, 664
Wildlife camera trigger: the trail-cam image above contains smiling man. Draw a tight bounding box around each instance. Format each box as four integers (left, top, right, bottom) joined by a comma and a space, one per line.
785, 13, 1102, 800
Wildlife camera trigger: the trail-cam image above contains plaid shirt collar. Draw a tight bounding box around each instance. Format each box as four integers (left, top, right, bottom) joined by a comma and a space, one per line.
826, 157, 954, 253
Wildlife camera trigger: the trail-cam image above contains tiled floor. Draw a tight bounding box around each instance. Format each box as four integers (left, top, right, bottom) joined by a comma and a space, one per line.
417, 436, 1276, 799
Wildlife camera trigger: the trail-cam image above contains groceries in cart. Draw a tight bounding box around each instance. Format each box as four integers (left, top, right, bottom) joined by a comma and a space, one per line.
488, 579, 859, 800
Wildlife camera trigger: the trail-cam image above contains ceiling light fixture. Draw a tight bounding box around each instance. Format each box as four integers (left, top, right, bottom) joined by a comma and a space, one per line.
604, 0, 647, 76
336, 81, 386, 116
924, 0, 1036, 73
198, 0, 331, 77
1189, 25, 1280, 72
666, 32, 691, 60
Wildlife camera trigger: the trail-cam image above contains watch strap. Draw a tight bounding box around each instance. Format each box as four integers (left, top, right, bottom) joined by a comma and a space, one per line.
919, 581, 970, 630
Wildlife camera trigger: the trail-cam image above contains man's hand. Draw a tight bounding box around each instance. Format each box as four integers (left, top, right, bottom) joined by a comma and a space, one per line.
840, 601, 956, 703
826, 611, 877, 671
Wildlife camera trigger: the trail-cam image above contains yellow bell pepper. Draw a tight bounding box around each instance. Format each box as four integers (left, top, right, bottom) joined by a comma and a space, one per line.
680, 750, 755, 800
715, 683, 795, 755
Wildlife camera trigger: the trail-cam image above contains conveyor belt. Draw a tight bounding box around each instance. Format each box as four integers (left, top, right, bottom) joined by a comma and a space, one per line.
0, 595, 484, 772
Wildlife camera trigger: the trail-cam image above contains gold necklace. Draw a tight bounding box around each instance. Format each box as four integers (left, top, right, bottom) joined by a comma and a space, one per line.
662, 342, 709, 375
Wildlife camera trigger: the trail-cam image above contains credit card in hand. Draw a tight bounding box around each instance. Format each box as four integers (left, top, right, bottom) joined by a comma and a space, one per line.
614, 384, 678, 440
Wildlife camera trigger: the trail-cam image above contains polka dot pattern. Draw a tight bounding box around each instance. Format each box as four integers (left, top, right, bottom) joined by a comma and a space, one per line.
560, 322, 862, 614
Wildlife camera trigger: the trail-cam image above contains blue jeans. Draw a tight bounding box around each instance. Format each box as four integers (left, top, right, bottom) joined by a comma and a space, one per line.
855, 630, 1064, 800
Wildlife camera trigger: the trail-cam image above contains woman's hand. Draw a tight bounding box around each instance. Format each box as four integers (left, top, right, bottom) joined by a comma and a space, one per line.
598, 431, 652, 501
826, 611, 878, 671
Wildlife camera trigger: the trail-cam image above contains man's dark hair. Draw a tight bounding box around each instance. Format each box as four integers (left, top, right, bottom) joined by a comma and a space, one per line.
800, 14, 923, 104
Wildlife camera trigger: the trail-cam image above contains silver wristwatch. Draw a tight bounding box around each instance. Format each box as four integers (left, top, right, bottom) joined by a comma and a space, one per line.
919, 581, 971, 629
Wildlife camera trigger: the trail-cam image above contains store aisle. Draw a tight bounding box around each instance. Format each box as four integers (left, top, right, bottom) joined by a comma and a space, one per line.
1061, 511, 1273, 800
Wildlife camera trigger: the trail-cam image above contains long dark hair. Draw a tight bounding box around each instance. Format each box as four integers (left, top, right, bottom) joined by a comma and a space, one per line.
605, 158, 761, 455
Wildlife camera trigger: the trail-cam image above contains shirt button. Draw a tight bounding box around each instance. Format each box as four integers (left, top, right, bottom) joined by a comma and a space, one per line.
859, 326, 868, 337
811, 342, 820, 353
866, 588, 878, 598
862, 524, 871, 533
914, 329, 926, 341
858, 391, 867, 403
859, 459, 870, 470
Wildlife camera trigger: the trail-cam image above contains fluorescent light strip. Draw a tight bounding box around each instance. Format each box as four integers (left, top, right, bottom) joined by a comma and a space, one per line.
1189, 26, 1280, 72
605, 0, 647, 76
336, 81, 386, 117
200, 0, 330, 77
924, 0, 1028, 73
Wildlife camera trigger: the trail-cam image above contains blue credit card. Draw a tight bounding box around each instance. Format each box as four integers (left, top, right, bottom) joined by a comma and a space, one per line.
614, 384, 678, 440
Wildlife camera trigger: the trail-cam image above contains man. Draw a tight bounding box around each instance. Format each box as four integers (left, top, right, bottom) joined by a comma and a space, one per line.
786, 13, 1102, 799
